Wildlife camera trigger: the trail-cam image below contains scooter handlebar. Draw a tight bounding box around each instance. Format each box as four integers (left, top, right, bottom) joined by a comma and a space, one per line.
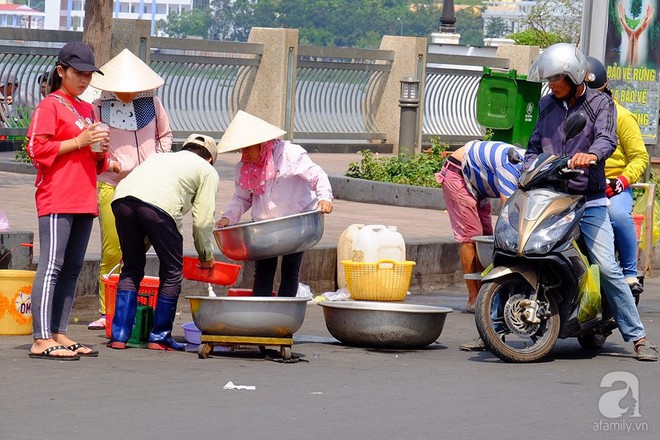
562, 159, 596, 175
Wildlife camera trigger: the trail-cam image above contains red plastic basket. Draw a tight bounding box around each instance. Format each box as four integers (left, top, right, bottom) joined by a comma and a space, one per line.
103, 274, 160, 339
182, 256, 241, 285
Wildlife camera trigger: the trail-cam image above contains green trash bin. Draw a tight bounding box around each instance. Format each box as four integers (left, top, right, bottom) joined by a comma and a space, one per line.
476, 67, 542, 148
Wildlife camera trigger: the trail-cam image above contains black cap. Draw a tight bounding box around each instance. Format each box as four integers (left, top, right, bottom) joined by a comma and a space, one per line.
58, 41, 103, 75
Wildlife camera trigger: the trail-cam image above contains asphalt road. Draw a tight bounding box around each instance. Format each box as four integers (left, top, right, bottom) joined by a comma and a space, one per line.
1, 286, 659, 440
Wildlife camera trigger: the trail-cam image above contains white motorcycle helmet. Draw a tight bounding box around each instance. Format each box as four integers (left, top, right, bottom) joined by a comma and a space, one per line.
527, 43, 588, 86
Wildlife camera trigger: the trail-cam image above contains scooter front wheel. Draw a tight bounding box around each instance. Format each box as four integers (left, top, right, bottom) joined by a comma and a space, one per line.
475, 276, 560, 363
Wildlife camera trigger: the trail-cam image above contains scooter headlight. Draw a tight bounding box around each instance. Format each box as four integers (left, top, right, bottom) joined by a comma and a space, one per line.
523, 210, 577, 255
494, 203, 519, 253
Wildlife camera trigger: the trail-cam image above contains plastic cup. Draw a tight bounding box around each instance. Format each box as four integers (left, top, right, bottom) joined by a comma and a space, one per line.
91, 123, 109, 152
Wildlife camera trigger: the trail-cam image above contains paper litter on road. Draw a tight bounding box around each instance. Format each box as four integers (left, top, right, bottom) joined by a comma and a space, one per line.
223, 381, 256, 390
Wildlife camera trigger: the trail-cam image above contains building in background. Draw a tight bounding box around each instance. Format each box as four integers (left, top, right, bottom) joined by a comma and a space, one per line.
481, 1, 536, 37
0, 0, 198, 35
0, 2, 45, 29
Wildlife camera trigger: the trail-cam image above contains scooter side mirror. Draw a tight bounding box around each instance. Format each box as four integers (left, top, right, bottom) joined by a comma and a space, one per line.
564, 113, 587, 142
507, 147, 522, 164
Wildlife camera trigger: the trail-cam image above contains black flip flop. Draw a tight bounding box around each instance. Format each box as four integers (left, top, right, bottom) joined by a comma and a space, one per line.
67, 343, 99, 357
28, 345, 80, 361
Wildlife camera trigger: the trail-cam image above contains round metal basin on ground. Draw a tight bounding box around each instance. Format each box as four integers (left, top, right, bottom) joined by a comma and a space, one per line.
213, 210, 324, 261
318, 301, 453, 349
186, 296, 310, 338
473, 235, 494, 268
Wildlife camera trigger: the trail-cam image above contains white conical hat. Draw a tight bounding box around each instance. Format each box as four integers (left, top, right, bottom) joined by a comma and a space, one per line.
90, 49, 164, 93
217, 110, 287, 153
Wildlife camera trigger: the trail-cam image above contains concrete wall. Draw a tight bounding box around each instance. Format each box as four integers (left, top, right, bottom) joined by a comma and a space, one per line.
495, 45, 539, 76
68, 238, 465, 303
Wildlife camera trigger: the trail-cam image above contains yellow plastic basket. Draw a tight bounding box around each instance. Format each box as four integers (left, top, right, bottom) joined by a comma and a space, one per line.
341, 259, 416, 301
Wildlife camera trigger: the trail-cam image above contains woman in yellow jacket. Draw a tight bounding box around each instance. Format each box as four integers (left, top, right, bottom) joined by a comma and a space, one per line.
586, 56, 649, 298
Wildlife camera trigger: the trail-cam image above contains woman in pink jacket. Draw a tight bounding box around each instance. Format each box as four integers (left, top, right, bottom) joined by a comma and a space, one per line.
87, 49, 173, 330
216, 111, 333, 297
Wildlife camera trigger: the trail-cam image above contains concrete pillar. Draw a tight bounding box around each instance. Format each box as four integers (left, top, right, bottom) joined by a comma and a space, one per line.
246, 27, 299, 139
495, 45, 540, 77
581, 0, 609, 60
375, 36, 427, 154
111, 19, 151, 62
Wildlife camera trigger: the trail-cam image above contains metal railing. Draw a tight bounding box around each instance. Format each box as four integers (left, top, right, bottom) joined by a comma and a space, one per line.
0, 28, 79, 138
423, 53, 509, 145
150, 37, 262, 139
294, 45, 393, 142
1, 27, 510, 148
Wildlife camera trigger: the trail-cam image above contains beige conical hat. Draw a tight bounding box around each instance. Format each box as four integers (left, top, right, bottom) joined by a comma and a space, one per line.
90, 49, 164, 93
217, 111, 287, 153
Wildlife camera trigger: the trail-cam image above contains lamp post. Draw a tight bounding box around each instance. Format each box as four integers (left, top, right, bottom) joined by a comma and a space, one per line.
440, 0, 456, 33
398, 76, 420, 157
397, 17, 402, 36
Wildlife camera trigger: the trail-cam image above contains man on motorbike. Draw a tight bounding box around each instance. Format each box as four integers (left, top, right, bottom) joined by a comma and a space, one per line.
435, 141, 524, 351
524, 43, 657, 361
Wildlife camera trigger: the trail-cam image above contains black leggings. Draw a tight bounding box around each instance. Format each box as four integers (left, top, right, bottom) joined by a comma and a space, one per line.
253, 252, 304, 297
112, 197, 183, 300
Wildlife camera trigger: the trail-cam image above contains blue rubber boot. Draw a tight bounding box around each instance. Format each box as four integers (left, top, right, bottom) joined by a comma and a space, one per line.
108, 290, 137, 349
148, 296, 185, 351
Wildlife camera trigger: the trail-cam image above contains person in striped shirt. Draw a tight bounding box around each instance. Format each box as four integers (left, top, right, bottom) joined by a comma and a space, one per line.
436, 140, 524, 320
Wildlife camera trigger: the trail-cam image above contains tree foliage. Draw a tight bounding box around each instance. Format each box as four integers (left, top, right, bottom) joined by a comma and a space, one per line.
507, 29, 563, 48
157, 0, 493, 48
456, 7, 484, 46
485, 17, 510, 39
157, 0, 442, 48
157, 8, 213, 39
519, 0, 582, 45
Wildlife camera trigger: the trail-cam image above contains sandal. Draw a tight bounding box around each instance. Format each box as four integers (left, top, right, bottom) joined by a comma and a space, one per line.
67, 342, 99, 357
459, 337, 487, 352
29, 345, 80, 361
634, 342, 658, 362
87, 316, 106, 330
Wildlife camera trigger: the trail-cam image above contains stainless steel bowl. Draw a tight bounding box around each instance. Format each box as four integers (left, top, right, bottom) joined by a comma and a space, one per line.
186, 296, 310, 337
473, 235, 494, 268
319, 301, 452, 348
214, 210, 324, 261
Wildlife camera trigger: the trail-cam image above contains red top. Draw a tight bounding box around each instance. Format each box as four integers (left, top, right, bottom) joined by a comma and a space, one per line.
27, 90, 108, 216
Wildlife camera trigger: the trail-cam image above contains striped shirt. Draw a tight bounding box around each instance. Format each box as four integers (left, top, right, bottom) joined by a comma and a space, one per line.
461, 140, 524, 199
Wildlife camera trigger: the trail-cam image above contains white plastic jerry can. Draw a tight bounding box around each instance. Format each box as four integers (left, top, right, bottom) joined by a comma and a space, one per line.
336, 224, 365, 289
352, 224, 406, 263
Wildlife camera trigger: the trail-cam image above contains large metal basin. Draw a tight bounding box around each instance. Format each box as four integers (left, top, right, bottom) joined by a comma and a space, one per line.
319, 301, 452, 348
187, 296, 310, 338
473, 235, 494, 268
214, 210, 324, 261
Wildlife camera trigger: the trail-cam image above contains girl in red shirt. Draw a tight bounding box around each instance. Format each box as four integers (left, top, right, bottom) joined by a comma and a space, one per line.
26, 41, 110, 360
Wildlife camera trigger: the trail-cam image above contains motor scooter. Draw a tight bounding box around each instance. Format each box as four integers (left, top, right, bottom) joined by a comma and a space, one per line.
474, 113, 618, 363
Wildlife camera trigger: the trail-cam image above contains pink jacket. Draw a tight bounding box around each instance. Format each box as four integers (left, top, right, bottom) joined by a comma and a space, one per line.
223, 140, 333, 224
93, 96, 173, 186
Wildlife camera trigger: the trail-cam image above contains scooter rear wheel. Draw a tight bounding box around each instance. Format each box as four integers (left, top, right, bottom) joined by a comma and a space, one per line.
475, 275, 560, 363
577, 331, 608, 350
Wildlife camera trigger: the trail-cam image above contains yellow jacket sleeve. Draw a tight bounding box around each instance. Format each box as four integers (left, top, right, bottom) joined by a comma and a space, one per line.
605, 101, 649, 183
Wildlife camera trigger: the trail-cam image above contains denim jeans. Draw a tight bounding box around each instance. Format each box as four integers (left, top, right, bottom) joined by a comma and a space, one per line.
607, 188, 638, 279
580, 205, 645, 342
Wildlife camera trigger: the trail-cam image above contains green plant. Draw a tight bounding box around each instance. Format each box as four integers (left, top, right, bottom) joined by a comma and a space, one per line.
14, 137, 30, 163
345, 137, 448, 188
